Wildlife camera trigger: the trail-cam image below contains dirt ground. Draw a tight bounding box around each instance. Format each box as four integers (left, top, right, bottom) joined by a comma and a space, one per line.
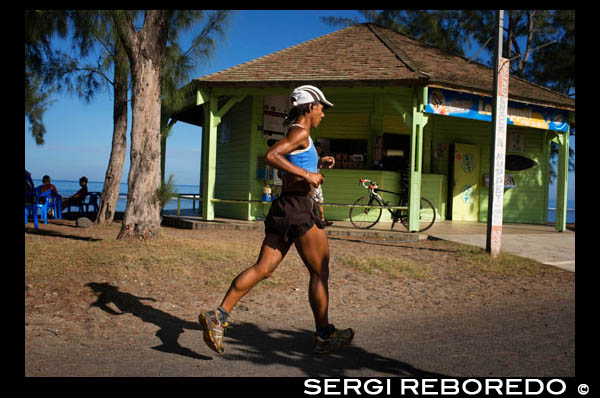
25, 218, 575, 355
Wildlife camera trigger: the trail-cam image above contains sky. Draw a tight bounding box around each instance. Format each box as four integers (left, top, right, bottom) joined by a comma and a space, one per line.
24, 10, 574, 202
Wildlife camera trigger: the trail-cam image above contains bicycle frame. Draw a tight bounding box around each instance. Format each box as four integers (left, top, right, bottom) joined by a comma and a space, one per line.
360, 179, 407, 219
353, 178, 436, 232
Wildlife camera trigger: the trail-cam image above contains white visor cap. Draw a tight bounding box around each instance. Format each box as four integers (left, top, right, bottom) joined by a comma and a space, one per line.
290, 85, 334, 109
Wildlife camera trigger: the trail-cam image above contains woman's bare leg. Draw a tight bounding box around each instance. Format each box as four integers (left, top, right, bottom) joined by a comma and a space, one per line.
219, 233, 292, 313
294, 224, 330, 330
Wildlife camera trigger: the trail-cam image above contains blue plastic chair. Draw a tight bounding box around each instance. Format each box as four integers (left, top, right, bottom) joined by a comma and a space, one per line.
25, 191, 39, 229
85, 192, 100, 213
26, 187, 62, 227
35, 188, 52, 225
45, 190, 62, 220
65, 192, 100, 215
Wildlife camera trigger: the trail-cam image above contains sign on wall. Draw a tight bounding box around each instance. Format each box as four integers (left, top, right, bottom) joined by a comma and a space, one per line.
263, 95, 290, 137
425, 88, 569, 132
508, 131, 525, 153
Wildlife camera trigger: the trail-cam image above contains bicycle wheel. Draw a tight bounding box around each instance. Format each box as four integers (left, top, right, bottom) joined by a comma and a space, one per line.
349, 195, 383, 229
400, 197, 437, 232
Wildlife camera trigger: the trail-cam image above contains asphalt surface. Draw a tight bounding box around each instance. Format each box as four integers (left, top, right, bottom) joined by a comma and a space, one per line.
25, 294, 574, 377
425, 222, 575, 272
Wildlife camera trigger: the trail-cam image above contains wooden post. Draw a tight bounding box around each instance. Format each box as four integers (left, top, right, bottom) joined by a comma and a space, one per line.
555, 129, 569, 232
201, 92, 219, 221
407, 86, 428, 232
486, 10, 509, 257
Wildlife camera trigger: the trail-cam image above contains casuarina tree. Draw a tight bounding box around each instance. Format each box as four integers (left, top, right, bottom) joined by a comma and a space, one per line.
112, 10, 231, 239
110, 10, 173, 239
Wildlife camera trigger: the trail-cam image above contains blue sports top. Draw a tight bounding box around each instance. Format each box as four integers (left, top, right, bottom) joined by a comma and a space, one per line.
283, 124, 319, 173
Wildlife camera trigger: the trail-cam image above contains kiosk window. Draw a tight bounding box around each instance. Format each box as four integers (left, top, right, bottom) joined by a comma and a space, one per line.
383, 133, 410, 152
327, 138, 368, 169
505, 154, 538, 171
380, 133, 409, 171
329, 139, 368, 154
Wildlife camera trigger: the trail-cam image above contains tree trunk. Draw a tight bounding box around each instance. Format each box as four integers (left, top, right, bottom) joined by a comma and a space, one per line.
116, 10, 171, 240
96, 41, 128, 224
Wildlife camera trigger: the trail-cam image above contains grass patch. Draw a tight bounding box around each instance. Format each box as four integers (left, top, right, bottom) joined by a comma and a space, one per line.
25, 229, 260, 287
450, 243, 548, 277
338, 254, 428, 280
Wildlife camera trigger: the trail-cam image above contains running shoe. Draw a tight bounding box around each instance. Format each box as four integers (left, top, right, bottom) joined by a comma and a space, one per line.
199, 310, 228, 354
313, 324, 354, 355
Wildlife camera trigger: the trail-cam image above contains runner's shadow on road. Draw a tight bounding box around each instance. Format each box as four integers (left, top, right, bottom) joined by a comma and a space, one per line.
85, 282, 211, 361
223, 322, 448, 377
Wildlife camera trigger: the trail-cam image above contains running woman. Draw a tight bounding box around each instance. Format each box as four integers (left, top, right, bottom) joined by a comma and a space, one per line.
199, 85, 354, 355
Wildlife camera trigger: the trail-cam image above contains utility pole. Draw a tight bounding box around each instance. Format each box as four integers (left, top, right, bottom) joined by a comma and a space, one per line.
486, 10, 510, 258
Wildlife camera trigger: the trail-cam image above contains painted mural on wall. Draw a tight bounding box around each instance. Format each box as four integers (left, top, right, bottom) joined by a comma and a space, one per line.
461, 185, 475, 205
425, 88, 568, 132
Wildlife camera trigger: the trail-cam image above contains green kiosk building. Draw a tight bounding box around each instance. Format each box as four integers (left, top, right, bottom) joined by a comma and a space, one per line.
167, 23, 574, 232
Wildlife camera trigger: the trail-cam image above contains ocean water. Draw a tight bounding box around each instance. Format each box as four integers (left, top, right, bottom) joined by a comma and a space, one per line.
547, 198, 576, 224
32, 179, 200, 212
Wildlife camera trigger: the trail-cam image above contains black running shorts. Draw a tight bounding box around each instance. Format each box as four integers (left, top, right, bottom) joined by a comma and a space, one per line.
264, 191, 325, 243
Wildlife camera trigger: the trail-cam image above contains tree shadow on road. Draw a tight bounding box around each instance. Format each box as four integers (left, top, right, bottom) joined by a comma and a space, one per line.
222, 322, 448, 377
85, 282, 211, 361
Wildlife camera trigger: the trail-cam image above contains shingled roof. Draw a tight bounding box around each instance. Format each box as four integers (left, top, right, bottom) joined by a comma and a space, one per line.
193, 23, 574, 111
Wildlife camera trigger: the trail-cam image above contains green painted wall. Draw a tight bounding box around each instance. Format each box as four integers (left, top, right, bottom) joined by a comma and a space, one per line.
320, 169, 402, 222
249, 95, 271, 220
214, 96, 253, 219
427, 114, 550, 224
421, 173, 447, 221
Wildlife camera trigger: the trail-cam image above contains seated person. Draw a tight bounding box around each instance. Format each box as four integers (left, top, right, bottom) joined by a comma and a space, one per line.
62, 176, 88, 209
37, 175, 58, 201
36, 175, 60, 217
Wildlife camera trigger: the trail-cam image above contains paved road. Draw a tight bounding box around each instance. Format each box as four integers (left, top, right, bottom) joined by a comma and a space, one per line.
428, 233, 575, 272
25, 295, 573, 377
426, 224, 575, 272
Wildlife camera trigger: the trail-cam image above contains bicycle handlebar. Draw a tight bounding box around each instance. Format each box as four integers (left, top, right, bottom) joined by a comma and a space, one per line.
359, 179, 378, 190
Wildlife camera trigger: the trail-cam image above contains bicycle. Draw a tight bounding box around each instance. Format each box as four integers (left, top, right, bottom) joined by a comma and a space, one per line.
349, 179, 436, 232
